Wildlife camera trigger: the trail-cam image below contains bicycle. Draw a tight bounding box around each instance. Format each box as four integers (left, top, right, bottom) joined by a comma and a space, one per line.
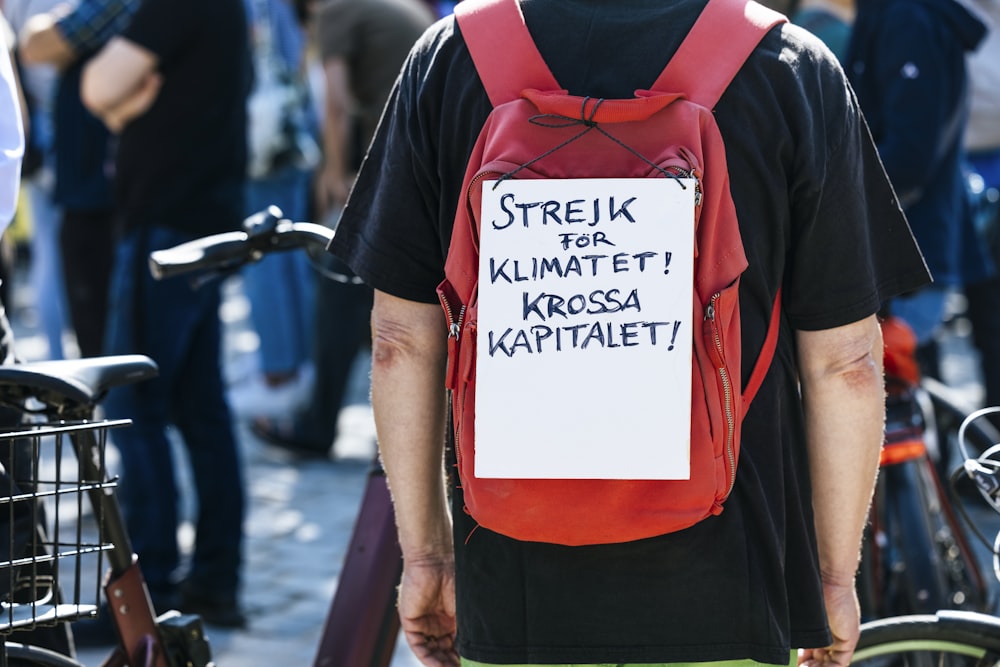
148, 206, 402, 667
855, 318, 993, 621
0, 355, 213, 667
850, 405, 1000, 667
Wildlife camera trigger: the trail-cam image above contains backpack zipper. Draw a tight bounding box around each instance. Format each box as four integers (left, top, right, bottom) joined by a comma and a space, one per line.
440, 289, 468, 472
469, 170, 500, 196
704, 293, 737, 499
664, 148, 703, 207
467, 170, 506, 246
445, 299, 466, 340
448, 168, 505, 481
441, 291, 466, 390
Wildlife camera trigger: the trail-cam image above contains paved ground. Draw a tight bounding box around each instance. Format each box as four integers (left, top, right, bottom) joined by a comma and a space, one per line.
7, 270, 422, 666
7, 264, 1000, 666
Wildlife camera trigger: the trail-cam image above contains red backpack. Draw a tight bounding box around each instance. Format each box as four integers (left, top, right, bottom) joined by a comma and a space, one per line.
437, 0, 786, 546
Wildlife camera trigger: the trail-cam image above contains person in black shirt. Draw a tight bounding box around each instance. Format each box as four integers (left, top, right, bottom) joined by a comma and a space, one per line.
331, 0, 930, 664
81, 0, 250, 627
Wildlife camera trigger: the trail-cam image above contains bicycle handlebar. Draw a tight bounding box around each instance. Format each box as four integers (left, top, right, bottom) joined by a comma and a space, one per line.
148, 206, 336, 280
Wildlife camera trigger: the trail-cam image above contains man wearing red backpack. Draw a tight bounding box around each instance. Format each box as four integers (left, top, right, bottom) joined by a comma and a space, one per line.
329, 0, 930, 665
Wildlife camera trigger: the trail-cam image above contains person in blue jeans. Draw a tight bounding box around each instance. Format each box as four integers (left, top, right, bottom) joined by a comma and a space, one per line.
250, 0, 432, 457
845, 0, 987, 354
229, 0, 318, 421
81, 0, 250, 628
16, 0, 136, 360
102, 226, 245, 625
240, 167, 315, 409
961, 0, 1000, 426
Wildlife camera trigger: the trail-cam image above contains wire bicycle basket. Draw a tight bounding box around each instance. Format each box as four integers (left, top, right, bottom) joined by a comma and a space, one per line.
0, 419, 130, 635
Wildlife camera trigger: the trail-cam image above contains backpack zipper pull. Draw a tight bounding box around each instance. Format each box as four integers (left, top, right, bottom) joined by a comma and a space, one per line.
441, 294, 466, 390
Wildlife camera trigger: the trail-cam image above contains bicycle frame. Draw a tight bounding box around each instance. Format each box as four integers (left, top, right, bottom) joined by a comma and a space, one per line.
857, 325, 991, 620
850, 409, 1000, 667
0, 357, 212, 667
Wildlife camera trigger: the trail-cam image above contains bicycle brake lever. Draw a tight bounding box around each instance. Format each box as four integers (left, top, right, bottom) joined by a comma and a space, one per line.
964, 459, 1000, 501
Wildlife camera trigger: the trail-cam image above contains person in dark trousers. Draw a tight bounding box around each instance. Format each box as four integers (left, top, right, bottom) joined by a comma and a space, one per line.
251, 0, 434, 457
960, 0, 1000, 428
328, 0, 931, 665
81, 0, 250, 628
227, 0, 320, 423
16, 0, 136, 358
844, 0, 987, 364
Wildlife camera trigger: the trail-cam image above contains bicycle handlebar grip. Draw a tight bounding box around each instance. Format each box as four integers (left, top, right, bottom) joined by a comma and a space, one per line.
148, 231, 251, 280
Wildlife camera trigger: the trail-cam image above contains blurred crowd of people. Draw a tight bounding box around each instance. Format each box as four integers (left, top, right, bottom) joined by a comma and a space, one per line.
2, 0, 1000, 658
0, 0, 445, 653
791, 0, 1000, 414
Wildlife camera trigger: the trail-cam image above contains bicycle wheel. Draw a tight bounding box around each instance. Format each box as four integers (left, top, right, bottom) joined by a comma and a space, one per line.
851, 611, 1000, 667
3, 643, 85, 667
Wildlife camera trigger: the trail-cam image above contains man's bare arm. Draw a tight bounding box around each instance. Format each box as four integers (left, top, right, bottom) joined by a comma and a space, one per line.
316, 57, 354, 216
371, 289, 451, 556
17, 6, 75, 68
81, 36, 160, 132
370, 290, 458, 666
797, 314, 884, 667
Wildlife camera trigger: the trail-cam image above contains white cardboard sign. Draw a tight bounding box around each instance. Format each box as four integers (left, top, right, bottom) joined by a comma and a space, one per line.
475, 178, 696, 479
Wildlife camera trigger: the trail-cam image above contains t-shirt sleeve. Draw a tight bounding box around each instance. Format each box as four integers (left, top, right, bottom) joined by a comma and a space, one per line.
56, 0, 136, 54
329, 24, 467, 304
121, 0, 195, 62
780, 46, 930, 331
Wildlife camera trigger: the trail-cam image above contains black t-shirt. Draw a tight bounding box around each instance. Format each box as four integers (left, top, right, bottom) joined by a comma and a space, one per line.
116, 0, 250, 236
330, 0, 930, 663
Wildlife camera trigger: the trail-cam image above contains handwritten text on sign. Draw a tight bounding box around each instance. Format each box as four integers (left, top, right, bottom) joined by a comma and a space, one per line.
475, 178, 696, 479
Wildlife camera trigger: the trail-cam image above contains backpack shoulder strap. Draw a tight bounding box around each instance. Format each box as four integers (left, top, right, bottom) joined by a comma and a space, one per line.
652, 0, 787, 108
455, 0, 560, 107
742, 287, 782, 409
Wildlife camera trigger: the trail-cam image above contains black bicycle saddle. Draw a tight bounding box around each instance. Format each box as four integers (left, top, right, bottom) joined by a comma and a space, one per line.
0, 355, 159, 409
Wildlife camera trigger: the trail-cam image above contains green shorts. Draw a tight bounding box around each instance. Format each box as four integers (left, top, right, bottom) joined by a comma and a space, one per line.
461, 652, 798, 667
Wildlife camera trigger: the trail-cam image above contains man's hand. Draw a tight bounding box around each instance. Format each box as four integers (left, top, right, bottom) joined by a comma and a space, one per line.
798, 581, 861, 667
398, 554, 459, 667
17, 5, 76, 68
101, 70, 161, 132
81, 36, 158, 130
